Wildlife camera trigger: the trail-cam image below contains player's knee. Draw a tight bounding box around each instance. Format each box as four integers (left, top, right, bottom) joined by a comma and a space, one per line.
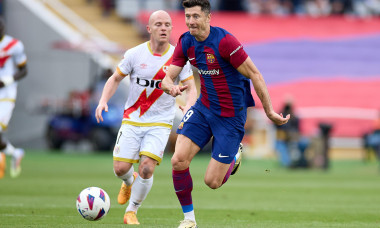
138, 157, 156, 178
113, 166, 129, 177
171, 156, 179, 167
139, 164, 154, 179
204, 178, 221, 189
171, 156, 188, 170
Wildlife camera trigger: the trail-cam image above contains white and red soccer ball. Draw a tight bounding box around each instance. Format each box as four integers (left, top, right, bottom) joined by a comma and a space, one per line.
76, 187, 110, 221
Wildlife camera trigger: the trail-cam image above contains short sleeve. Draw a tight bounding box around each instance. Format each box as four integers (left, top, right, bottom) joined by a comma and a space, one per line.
178, 61, 194, 83
117, 49, 134, 76
172, 35, 188, 67
12, 41, 27, 67
219, 34, 248, 69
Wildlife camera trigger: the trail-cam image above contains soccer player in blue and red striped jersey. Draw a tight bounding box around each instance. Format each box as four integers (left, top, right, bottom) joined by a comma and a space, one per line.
161, 1, 290, 227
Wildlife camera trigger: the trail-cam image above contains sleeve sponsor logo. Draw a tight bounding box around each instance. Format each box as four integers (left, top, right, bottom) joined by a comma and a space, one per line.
230, 45, 242, 56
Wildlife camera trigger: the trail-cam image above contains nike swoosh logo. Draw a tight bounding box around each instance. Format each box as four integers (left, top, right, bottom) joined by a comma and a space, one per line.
188, 58, 195, 61
218, 154, 229, 158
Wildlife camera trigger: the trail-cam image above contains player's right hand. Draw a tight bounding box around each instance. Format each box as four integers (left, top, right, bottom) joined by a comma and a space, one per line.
169, 85, 188, 97
267, 111, 290, 126
95, 103, 108, 123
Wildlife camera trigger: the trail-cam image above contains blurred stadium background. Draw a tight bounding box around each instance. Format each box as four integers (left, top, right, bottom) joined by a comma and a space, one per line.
2, 0, 380, 227
3, 0, 380, 163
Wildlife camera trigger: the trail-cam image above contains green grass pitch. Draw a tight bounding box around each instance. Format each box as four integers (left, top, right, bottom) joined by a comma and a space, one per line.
0, 150, 379, 227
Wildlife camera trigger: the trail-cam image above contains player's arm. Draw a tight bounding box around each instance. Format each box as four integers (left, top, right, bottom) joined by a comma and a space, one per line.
162, 35, 190, 97
162, 65, 189, 97
0, 64, 27, 88
179, 76, 197, 114
237, 57, 290, 125
14, 64, 27, 81
95, 70, 125, 123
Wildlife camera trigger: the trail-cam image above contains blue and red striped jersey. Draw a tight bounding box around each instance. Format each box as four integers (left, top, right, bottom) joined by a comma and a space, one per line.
172, 26, 255, 117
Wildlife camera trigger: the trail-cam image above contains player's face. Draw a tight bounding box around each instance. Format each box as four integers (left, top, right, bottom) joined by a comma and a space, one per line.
148, 14, 172, 44
185, 6, 210, 38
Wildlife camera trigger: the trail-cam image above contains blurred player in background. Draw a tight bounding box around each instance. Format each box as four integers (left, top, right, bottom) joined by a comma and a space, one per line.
0, 18, 27, 179
161, 0, 290, 227
95, 10, 197, 225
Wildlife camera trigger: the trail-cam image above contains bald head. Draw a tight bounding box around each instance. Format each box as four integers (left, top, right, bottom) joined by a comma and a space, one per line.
148, 10, 172, 26
147, 10, 172, 45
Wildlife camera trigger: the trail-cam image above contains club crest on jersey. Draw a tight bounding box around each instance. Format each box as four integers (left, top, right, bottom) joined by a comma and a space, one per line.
178, 122, 184, 130
206, 53, 215, 64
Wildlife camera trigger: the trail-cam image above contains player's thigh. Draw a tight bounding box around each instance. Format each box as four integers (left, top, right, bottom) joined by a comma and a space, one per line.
0, 101, 15, 132
176, 107, 213, 151
210, 115, 245, 164
204, 157, 232, 187
140, 126, 171, 165
113, 124, 142, 165
171, 134, 201, 170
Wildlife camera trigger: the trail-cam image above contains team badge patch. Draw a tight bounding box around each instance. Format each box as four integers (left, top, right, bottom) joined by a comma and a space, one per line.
206, 53, 215, 64
178, 122, 184, 130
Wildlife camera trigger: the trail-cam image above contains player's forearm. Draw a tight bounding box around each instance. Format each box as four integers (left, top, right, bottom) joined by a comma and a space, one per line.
0, 65, 27, 88
161, 75, 174, 94
251, 74, 274, 116
237, 58, 275, 116
99, 76, 121, 104
162, 65, 182, 94
185, 82, 197, 107
14, 65, 27, 81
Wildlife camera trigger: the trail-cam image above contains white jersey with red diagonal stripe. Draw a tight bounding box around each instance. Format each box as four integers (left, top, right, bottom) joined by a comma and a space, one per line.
0, 35, 27, 100
117, 41, 193, 128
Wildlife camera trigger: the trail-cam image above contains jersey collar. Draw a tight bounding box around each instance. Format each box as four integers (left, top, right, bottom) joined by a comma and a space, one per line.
147, 41, 170, 57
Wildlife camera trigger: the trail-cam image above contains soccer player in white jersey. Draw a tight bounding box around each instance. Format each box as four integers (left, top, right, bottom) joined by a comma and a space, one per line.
0, 18, 27, 179
95, 10, 197, 224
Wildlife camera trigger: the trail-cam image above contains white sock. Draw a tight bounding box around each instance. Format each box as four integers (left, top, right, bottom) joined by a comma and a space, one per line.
3, 142, 15, 156
115, 166, 135, 186
184, 211, 196, 223
126, 175, 153, 213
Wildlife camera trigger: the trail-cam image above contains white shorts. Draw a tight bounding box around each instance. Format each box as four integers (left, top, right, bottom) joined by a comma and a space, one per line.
0, 99, 15, 132
113, 124, 171, 165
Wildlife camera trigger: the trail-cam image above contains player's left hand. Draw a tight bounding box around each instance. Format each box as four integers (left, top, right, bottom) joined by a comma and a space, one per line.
95, 103, 108, 123
169, 85, 188, 97
267, 111, 290, 125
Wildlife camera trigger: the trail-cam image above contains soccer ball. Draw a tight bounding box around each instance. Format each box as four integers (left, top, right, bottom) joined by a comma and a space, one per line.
76, 187, 110, 221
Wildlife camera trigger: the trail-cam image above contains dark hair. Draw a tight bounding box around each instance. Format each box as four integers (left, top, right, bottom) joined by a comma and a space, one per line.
182, 0, 211, 15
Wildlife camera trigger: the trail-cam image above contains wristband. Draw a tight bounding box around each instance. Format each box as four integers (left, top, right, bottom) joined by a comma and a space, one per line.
1, 76, 14, 86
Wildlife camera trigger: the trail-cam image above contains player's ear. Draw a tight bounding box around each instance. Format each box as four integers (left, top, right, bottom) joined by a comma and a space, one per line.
206, 13, 211, 24
146, 25, 151, 34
